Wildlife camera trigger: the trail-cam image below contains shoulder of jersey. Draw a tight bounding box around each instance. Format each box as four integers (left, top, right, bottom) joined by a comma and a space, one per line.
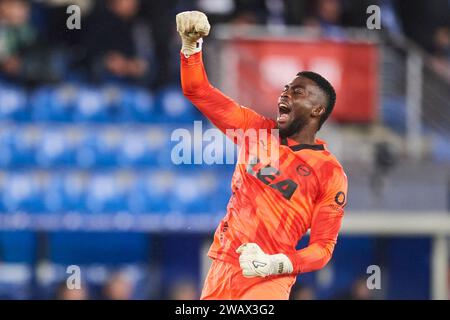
301, 146, 346, 175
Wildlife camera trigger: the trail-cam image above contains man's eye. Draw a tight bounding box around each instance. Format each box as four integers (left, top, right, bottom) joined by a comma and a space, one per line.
295, 89, 303, 94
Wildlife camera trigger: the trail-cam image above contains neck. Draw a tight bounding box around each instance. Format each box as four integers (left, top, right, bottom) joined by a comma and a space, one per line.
287, 124, 317, 145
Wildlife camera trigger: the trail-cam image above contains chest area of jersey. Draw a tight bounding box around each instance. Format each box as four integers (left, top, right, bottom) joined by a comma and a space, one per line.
243, 148, 317, 201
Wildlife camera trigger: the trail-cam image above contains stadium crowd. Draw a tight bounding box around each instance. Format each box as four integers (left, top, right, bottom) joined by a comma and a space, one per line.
0, 0, 448, 88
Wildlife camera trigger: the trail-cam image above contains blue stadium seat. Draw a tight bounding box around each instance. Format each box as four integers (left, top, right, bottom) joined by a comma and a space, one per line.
117, 129, 150, 167
128, 171, 173, 213
85, 173, 117, 213
1, 172, 45, 213
100, 85, 125, 122
76, 126, 141, 168
62, 126, 87, 167
89, 127, 122, 167
75, 128, 100, 168
113, 171, 136, 212
0, 126, 15, 168
168, 174, 201, 213
35, 128, 72, 167
154, 125, 186, 169
62, 172, 89, 212
31, 85, 77, 122
30, 86, 53, 121
169, 172, 220, 214
12, 126, 41, 167
0, 171, 8, 212
156, 86, 199, 123
85, 172, 130, 213
73, 87, 107, 123
117, 127, 169, 167
42, 172, 88, 213
148, 126, 173, 167
0, 85, 28, 122
120, 87, 154, 122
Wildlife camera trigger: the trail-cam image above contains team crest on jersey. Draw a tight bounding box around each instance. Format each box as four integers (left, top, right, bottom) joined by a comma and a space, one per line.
296, 164, 312, 176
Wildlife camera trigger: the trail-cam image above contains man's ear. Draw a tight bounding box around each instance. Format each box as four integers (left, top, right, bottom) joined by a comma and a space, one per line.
311, 105, 326, 118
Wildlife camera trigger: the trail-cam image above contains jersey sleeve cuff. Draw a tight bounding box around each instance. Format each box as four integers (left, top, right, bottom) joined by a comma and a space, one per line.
180, 51, 203, 65
286, 253, 303, 274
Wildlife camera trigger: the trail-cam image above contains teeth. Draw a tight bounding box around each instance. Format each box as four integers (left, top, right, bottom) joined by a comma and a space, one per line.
278, 114, 289, 122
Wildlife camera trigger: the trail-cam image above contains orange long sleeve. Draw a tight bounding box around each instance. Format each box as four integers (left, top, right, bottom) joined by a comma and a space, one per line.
180, 52, 274, 133
288, 209, 343, 274
287, 168, 347, 274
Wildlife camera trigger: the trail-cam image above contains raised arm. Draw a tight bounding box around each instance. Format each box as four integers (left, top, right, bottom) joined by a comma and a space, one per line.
177, 11, 274, 134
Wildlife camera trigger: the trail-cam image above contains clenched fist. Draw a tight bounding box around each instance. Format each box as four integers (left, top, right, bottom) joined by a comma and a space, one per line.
236, 243, 293, 278
176, 11, 210, 57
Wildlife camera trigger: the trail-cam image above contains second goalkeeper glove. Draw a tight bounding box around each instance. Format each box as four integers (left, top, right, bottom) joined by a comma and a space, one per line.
236, 243, 293, 278
176, 11, 211, 57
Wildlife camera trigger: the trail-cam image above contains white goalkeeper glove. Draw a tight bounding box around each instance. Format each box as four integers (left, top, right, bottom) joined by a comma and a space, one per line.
176, 11, 211, 57
236, 243, 293, 278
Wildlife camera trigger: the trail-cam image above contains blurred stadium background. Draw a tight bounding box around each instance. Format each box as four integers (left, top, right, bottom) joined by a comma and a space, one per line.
0, 0, 449, 300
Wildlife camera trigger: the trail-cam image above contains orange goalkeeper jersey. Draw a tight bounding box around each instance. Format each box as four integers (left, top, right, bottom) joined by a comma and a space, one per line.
180, 52, 348, 275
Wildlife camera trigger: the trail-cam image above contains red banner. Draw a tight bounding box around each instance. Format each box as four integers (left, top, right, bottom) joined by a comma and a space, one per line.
222, 39, 379, 123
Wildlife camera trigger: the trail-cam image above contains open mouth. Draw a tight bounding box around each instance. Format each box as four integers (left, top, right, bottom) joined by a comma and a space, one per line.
277, 102, 291, 123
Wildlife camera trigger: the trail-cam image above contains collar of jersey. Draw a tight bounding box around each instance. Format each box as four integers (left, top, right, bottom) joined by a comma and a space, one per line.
280, 137, 326, 152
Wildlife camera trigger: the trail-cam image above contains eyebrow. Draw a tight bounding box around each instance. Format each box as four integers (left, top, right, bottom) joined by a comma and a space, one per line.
284, 84, 305, 90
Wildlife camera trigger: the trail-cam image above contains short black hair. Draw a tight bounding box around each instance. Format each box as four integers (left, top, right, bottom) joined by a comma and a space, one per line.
296, 71, 336, 130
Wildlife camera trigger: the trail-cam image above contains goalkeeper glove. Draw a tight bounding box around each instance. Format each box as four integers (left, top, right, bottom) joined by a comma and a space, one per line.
236, 243, 293, 278
176, 11, 211, 57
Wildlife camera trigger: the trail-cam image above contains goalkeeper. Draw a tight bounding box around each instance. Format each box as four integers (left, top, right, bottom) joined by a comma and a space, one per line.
177, 11, 348, 300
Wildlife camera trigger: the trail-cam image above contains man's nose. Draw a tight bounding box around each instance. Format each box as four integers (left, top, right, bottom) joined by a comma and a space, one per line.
280, 91, 290, 100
